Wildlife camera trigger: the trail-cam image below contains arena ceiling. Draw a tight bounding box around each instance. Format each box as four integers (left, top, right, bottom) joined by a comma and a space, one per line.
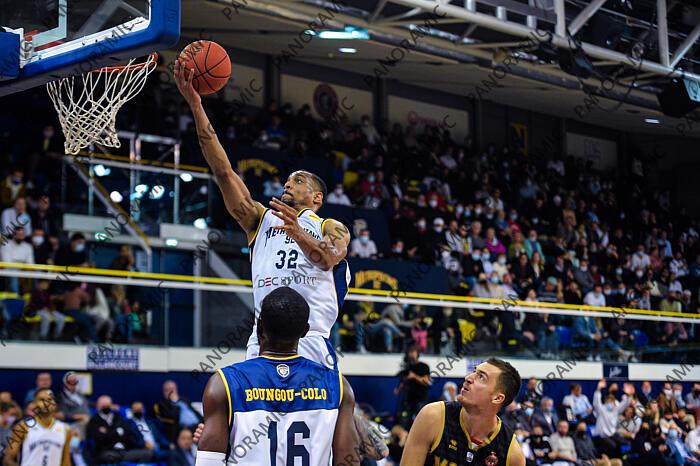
182, 0, 700, 137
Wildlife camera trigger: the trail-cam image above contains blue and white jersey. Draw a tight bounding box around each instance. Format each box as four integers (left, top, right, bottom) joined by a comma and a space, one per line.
248, 208, 350, 338
218, 355, 343, 466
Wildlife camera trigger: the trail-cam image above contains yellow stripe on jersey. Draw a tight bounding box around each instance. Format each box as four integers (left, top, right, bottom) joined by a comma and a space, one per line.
217, 369, 232, 427
259, 354, 301, 361
430, 402, 446, 453
338, 371, 344, 404
248, 208, 268, 246
308, 213, 322, 222
296, 208, 310, 217
505, 433, 517, 466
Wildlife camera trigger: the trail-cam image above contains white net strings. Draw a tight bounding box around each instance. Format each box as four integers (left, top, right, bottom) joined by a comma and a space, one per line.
46, 54, 157, 155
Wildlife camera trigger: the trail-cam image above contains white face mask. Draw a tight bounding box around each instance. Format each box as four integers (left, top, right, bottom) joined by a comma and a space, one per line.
498, 257, 507, 265
32, 236, 45, 246
664, 389, 673, 397
429, 200, 438, 208
334, 188, 343, 195
417, 220, 426, 229
441, 250, 450, 259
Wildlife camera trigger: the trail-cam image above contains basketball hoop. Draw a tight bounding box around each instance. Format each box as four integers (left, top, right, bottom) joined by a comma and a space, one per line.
46, 52, 158, 155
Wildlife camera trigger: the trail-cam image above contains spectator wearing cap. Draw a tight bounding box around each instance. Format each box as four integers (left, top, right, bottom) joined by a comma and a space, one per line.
1, 225, 34, 293
538, 277, 560, 303
349, 229, 378, 259
425, 217, 447, 255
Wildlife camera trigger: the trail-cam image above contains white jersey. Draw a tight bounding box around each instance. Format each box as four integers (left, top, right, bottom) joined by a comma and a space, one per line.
20, 418, 67, 466
249, 207, 350, 338
217, 355, 342, 466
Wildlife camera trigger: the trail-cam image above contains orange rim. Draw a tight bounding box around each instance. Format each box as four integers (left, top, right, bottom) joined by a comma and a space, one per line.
93, 52, 159, 73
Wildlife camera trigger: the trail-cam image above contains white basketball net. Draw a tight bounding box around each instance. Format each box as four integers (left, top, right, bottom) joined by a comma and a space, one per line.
46, 53, 158, 155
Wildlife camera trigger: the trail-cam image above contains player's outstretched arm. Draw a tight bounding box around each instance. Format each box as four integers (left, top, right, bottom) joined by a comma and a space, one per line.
174, 59, 264, 239
195, 373, 230, 465
333, 376, 359, 466
399, 402, 443, 466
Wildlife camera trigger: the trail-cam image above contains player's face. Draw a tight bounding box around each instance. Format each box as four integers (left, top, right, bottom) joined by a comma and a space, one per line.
34, 390, 57, 417
282, 172, 316, 209
458, 363, 504, 410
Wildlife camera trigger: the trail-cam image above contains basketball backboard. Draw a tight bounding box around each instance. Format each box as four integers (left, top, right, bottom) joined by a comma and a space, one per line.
0, 0, 180, 96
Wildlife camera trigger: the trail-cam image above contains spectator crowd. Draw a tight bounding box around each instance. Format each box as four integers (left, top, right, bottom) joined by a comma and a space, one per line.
2, 82, 700, 363
0, 372, 201, 466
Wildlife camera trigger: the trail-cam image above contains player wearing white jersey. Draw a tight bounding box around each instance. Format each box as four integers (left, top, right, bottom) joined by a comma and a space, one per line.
174, 61, 351, 369
3, 388, 71, 466
195, 287, 357, 466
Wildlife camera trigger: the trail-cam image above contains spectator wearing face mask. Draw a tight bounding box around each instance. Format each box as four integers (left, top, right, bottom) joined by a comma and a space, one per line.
666, 426, 700, 466
526, 425, 554, 465
0, 167, 26, 207
518, 400, 537, 432
631, 245, 651, 270
533, 397, 559, 436
425, 217, 448, 257
574, 260, 596, 295
632, 422, 669, 466
584, 284, 607, 308
55, 233, 88, 268
492, 253, 509, 279
349, 229, 378, 259
31, 227, 54, 265
125, 401, 172, 460
592, 379, 634, 458
573, 422, 622, 466
525, 230, 544, 260
659, 382, 681, 415
86, 395, 155, 464
326, 183, 351, 206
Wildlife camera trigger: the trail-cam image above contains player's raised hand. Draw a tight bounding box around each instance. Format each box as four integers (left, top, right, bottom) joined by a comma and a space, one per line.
174, 58, 201, 108
270, 198, 303, 240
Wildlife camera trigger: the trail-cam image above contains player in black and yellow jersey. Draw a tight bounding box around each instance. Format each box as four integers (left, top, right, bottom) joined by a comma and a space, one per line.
400, 358, 525, 466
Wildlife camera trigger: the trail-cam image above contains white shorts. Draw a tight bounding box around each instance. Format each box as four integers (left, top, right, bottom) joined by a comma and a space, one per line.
246, 333, 338, 370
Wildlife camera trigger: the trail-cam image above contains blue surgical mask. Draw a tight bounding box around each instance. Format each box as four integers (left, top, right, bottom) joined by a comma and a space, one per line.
74, 243, 85, 253
359, 236, 369, 244
472, 253, 481, 261
70, 437, 80, 450
606, 403, 615, 411
669, 429, 678, 439
489, 276, 499, 284
525, 407, 534, 417
482, 253, 491, 261
516, 434, 525, 443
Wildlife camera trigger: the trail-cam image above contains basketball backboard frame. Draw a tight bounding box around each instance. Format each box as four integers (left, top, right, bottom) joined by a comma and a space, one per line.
0, 0, 180, 97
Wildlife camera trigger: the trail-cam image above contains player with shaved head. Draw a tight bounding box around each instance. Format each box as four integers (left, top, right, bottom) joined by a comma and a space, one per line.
401, 358, 526, 466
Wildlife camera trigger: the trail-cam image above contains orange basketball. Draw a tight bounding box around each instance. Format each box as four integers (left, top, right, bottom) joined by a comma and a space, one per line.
179, 41, 231, 95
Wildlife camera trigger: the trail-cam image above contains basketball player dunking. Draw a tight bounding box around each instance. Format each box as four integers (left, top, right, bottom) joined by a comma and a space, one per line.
401, 358, 526, 466
174, 60, 351, 368
3, 388, 71, 466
